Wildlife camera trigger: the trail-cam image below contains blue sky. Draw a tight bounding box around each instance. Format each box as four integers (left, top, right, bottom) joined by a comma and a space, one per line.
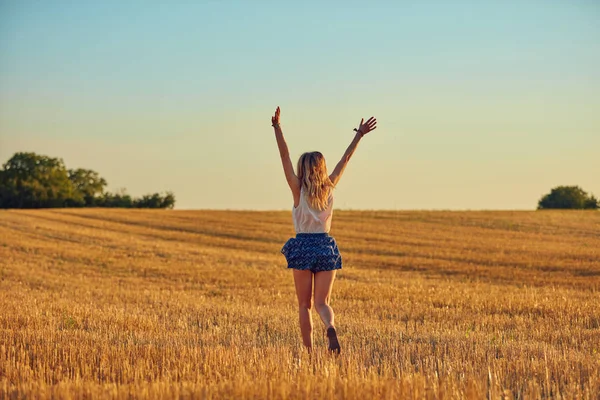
1, 1, 598, 209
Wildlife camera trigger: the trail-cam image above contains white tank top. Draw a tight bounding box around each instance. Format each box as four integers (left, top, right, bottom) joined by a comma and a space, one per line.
292, 188, 334, 233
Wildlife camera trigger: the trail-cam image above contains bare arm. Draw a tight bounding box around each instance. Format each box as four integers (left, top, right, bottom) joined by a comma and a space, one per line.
272, 107, 301, 202
329, 116, 377, 186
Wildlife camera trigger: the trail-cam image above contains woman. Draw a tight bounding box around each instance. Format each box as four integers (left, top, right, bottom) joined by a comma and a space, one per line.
272, 106, 377, 353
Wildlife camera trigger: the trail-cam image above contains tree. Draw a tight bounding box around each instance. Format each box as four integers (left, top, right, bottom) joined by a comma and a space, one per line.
160, 192, 176, 209
0, 152, 76, 208
584, 195, 599, 210
68, 168, 107, 206
537, 186, 599, 210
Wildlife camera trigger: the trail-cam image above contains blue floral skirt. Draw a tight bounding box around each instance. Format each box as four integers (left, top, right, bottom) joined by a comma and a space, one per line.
281, 233, 342, 273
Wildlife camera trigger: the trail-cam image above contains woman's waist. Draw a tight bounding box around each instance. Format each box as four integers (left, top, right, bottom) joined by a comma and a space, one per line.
295, 232, 330, 238
294, 224, 331, 234
293, 215, 332, 232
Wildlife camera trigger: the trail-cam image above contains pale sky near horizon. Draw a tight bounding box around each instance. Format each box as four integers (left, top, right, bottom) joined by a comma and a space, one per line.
1, 1, 598, 210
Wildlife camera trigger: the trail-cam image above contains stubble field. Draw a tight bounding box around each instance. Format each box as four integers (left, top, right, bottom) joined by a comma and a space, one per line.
0, 209, 599, 399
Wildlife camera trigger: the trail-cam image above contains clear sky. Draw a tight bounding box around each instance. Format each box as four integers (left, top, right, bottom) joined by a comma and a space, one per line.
1, 1, 598, 210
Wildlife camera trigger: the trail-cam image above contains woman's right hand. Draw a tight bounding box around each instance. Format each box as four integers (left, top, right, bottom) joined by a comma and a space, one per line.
354, 117, 377, 136
272, 106, 281, 127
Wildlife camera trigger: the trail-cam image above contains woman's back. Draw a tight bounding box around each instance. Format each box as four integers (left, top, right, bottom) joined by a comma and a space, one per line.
292, 188, 333, 233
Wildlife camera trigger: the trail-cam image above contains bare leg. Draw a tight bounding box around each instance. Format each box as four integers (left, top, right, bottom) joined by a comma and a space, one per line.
314, 270, 336, 329
293, 269, 314, 350
314, 270, 340, 353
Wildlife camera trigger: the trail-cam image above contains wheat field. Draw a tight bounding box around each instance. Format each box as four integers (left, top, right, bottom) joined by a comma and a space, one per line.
0, 209, 599, 399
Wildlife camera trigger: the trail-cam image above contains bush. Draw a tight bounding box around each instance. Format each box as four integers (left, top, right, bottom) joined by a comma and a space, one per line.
537, 186, 598, 210
133, 192, 175, 209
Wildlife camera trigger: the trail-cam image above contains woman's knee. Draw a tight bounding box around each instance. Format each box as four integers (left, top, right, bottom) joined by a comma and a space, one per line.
299, 299, 312, 310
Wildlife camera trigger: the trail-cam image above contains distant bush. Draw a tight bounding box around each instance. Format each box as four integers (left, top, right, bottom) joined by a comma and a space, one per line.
0, 152, 175, 209
95, 189, 134, 208
133, 192, 176, 209
537, 186, 598, 210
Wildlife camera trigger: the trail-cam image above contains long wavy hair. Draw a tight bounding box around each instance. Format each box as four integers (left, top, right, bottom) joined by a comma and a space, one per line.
297, 151, 334, 211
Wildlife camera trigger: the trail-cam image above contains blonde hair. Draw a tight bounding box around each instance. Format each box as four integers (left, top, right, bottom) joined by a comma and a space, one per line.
297, 151, 334, 211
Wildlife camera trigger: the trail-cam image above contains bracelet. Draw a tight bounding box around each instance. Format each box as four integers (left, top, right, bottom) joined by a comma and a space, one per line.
353, 128, 364, 136
272, 123, 281, 128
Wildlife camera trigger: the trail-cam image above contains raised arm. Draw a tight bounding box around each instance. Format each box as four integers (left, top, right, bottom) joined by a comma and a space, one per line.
329, 117, 377, 186
272, 106, 301, 201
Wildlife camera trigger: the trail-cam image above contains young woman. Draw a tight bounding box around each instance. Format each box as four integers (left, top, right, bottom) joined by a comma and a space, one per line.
271, 106, 377, 353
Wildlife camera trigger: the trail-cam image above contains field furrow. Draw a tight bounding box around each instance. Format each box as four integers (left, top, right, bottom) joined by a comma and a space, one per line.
1, 209, 599, 399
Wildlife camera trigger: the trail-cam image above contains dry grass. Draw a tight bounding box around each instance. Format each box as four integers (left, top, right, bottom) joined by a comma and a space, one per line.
1, 209, 599, 399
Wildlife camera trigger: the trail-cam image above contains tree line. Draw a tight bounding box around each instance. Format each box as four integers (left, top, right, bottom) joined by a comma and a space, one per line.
0, 152, 175, 209
0, 151, 596, 211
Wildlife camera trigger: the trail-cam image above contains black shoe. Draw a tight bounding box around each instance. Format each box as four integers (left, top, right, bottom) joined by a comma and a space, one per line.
327, 327, 340, 354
